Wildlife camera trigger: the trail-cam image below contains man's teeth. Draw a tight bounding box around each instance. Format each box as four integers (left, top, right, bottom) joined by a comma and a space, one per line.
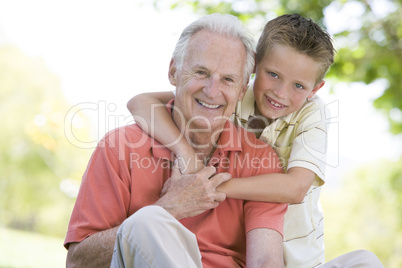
197, 99, 220, 109
268, 98, 285, 107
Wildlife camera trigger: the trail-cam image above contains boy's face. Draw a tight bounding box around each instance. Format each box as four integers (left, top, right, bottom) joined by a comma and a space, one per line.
253, 45, 325, 120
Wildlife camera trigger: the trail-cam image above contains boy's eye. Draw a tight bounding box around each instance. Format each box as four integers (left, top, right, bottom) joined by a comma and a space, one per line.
295, 83, 304, 89
268, 72, 278, 78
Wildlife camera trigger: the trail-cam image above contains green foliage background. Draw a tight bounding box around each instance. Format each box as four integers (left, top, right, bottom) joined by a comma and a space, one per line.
0, 46, 92, 238
322, 158, 402, 267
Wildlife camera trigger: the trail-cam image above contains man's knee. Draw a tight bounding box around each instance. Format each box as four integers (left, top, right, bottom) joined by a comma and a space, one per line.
119, 205, 166, 237
353, 250, 383, 267
343, 249, 384, 268
323, 249, 384, 268
112, 206, 167, 268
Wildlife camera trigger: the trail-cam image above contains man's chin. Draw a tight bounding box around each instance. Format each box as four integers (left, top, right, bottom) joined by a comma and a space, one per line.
187, 119, 227, 131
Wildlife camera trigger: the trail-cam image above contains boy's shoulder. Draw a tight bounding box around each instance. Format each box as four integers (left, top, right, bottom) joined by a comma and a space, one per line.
287, 95, 329, 130
295, 95, 327, 117
306, 95, 326, 107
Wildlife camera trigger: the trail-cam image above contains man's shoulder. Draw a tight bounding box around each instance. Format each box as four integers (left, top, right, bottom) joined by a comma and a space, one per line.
99, 124, 152, 149
231, 123, 283, 175
102, 123, 144, 139
234, 123, 276, 154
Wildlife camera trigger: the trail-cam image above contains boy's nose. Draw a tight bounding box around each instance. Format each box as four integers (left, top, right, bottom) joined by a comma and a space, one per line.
272, 83, 287, 99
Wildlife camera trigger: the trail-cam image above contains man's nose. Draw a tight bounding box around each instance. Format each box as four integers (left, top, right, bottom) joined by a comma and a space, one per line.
203, 76, 221, 98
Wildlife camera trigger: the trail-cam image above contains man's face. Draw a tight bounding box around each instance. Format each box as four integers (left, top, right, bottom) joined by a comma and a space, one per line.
253, 45, 325, 119
170, 30, 247, 132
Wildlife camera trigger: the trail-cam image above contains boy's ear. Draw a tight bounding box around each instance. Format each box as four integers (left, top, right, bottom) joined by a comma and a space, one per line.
308, 80, 325, 99
168, 58, 177, 86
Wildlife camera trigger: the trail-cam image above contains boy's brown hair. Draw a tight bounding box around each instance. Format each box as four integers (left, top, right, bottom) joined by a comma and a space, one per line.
256, 14, 335, 83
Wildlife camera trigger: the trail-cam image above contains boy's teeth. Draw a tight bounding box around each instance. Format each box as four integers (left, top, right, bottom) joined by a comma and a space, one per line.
269, 99, 284, 107
198, 99, 220, 109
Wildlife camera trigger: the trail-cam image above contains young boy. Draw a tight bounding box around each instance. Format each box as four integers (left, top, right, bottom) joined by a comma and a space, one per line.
127, 14, 383, 268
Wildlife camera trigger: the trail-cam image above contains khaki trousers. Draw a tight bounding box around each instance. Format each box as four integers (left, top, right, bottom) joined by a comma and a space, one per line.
110, 205, 202, 268
110, 205, 384, 268
321, 249, 384, 268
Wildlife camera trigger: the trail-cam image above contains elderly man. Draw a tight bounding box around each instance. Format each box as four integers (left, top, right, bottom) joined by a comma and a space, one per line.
64, 14, 287, 267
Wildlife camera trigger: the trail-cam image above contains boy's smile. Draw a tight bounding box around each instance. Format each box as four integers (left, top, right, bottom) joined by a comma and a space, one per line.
265, 96, 286, 109
253, 45, 325, 119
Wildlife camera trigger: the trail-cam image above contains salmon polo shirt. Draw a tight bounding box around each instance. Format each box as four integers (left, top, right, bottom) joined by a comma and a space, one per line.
64, 100, 287, 267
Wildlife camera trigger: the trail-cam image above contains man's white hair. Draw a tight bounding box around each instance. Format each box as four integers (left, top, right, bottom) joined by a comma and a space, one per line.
172, 13, 255, 86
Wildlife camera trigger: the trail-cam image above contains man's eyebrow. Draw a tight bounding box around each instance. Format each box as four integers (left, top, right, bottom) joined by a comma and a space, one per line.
224, 73, 241, 81
192, 64, 241, 81
193, 64, 208, 70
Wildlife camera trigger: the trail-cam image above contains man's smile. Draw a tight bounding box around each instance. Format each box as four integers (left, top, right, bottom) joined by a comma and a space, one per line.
196, 99, 222, 109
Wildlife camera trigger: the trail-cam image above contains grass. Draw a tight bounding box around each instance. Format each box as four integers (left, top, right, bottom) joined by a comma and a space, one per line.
0, 227, 66, 268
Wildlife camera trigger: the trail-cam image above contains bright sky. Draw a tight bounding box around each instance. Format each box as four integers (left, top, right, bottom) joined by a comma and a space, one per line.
1, 0, 401, 185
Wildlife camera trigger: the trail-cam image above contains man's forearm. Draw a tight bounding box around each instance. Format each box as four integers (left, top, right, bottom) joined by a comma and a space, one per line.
66, 226, 119, 268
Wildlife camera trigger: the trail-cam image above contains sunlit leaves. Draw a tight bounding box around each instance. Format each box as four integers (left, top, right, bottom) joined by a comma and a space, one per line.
322, 158, 402, 267
0, 46, 92, 237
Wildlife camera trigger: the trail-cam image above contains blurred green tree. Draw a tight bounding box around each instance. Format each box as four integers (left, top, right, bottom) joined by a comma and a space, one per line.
322, 158, 402, 267
155, 0, 402, 134
0, 46, 92, 237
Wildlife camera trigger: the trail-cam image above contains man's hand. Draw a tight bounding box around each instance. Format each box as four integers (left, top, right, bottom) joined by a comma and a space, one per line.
160, 156, 205, 196
155, 164, 231, 220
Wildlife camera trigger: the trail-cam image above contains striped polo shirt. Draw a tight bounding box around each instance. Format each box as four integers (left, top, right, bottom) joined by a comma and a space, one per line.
233, 87, 330, 268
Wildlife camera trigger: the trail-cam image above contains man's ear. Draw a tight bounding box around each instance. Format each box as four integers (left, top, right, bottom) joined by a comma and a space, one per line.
308, 80, 325, 99
238, 55, 255, 101
253, 52, 257, 74
168, 58, 177, 86
238, 84, 248, 101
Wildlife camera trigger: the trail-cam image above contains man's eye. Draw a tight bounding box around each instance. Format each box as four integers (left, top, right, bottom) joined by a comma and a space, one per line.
224, 77, 234, 83
195, 70, 207, 76
268, 72, 278, 78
